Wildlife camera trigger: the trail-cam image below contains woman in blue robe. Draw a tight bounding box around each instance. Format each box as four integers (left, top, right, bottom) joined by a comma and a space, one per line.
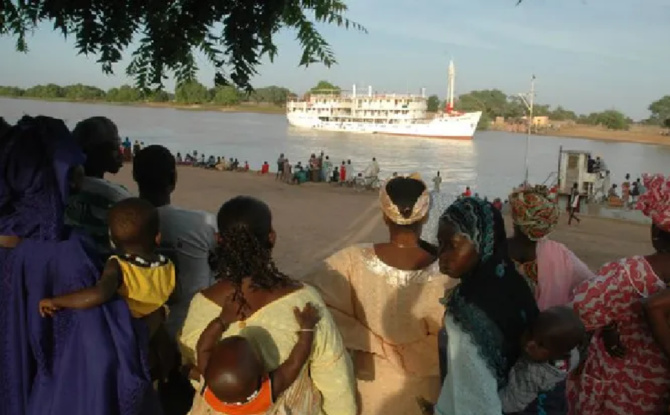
0, 116, 158, 415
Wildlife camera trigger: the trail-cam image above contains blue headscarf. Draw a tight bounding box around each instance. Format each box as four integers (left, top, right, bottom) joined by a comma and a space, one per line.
0, 116, 159, 415
441, 197, 538, 385
0, 116, 84, 239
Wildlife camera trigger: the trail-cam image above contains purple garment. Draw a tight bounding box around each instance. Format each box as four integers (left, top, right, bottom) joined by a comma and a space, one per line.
0, 117, 158, 415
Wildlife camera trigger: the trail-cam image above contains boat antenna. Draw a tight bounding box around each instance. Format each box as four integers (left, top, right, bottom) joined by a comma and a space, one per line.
445, 59, 455, 114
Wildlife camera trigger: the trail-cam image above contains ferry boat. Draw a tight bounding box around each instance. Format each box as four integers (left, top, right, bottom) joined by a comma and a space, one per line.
286, 61, 482, 140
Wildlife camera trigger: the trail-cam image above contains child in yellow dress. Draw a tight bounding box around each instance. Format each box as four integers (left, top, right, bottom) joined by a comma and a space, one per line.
39, 197, 176, 378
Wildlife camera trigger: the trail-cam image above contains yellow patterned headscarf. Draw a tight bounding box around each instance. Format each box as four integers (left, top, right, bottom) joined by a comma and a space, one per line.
379, 173, 430, 225
509, 185, 559, 241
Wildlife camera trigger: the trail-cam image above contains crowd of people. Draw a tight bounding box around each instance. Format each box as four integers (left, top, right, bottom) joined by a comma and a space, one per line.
2, 114, 670, 415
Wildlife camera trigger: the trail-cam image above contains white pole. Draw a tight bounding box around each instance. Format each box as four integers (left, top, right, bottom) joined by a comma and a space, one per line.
523, 75, 535, 184
448, 60, 455, 111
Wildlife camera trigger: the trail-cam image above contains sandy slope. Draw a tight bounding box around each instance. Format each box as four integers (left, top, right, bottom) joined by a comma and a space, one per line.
112, 165, 652, 275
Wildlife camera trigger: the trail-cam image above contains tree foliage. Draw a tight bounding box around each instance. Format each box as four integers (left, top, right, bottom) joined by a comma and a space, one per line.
426, 95, 440, 112
310, 80, 341, 93
106, 85, 143, 102
175, 80, 210, 105
0, 81, 294, 107
248, 86, 292, 106
0, 1, 366, 91
212, 85, 241, 106
578, 110, 629, 130
548, 106, 577, 121
648, 95, 670, 126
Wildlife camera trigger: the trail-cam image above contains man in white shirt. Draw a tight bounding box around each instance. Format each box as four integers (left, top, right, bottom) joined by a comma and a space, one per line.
364, 157, 381, 187
133, 145, 218, 337
65, 117, 131, 258
365, 157, 380, 177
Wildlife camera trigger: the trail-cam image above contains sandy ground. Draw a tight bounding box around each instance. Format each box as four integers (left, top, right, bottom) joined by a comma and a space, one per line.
112, 165, 653, 275
546, 124, 670, 146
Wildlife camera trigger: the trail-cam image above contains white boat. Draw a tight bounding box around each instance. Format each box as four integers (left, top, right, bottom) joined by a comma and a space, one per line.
286, 61, 482, 140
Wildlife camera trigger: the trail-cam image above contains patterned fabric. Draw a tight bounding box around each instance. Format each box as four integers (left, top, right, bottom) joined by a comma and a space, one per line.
440, 197, 539, 386
514, 259, 539, 294
636, 174, 670, 232
509, 186, 560, 241
567, 256, 670, 415
379, 173, 430, 225
113, 254, 176, 318
202, 375, 273, 415
0, 117, 157, 415
190, 369, 321, 415
420, 191, 456, 247
300, 244, 455, 415
435, 314, 503, 415
180, 287, 354, 415
500, 350, 578, 413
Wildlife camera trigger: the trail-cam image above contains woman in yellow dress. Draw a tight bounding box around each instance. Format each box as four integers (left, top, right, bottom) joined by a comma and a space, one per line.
179, 196, 356, 415
302, 174, 456, 415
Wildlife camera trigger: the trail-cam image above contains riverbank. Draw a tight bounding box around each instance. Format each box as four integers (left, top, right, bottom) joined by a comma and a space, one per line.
4, 96, 668, 146
0, 96, 286, 115
494, 123, 669, 146
539, 124, 669, 146
110, 165, 652, 274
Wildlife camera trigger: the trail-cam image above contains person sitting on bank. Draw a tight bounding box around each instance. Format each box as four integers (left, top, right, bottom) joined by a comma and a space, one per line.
260, 161, 270, 175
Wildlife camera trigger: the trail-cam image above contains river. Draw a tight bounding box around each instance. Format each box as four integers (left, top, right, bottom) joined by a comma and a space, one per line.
2, 97, 669, 199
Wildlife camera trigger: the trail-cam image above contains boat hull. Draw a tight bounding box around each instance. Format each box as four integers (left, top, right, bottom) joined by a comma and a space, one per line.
286, 111, 482, 139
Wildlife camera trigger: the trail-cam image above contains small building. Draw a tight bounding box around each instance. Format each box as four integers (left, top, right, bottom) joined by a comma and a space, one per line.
557, 149, 599, 198
532, 116, 549, 126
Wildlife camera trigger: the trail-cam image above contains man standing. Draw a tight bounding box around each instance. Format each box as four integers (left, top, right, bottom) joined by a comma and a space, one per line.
276, 153, 285, 180
65, 116, 131, 258
433, 171, 442, 193
133, 145, 218, 337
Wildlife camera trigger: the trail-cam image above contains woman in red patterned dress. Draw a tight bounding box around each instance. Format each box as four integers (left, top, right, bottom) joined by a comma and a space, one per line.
568, 174, 670, 415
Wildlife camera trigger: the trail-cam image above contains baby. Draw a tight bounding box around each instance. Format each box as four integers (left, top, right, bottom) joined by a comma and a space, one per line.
39, 198, 176, 376
499, 305, 585, 414
417, 306, 585, 415
193, 303, 320, 413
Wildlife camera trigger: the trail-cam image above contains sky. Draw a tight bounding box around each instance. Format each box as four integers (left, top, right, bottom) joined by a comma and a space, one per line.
1, 0, 669, 119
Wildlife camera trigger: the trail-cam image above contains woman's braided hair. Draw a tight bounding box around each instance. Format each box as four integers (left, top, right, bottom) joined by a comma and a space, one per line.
216, 196, 292, 314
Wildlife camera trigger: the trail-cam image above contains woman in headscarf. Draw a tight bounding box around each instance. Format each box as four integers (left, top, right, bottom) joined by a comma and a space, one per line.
434, 197, 539, 415
179, 196, 356, 415
302, 174, 456, 415
508, 185, 595, 310
0, 116, 156, 415
567, 174, 670, 415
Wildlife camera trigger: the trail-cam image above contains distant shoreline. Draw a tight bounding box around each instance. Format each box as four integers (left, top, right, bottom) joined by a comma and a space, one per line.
499, 124, 669, 147
0, 96, 287, 115
4, 96, 669, 146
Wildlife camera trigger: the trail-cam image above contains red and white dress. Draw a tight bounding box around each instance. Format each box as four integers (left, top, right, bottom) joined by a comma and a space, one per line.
567, 256, 670, 415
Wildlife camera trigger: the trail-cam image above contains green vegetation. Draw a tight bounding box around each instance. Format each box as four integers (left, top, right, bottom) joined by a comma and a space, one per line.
0, 82, 296, 109
577, 110, 630, 130
310, 81, 341, 94
0, 1, 365, 91
1, 80, 663, 133
648, 96, 670, 127
451, 88, 638, 131
427, 95, 440, 112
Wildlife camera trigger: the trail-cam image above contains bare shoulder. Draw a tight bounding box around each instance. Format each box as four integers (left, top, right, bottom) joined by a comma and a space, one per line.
200, 280, 234, 305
